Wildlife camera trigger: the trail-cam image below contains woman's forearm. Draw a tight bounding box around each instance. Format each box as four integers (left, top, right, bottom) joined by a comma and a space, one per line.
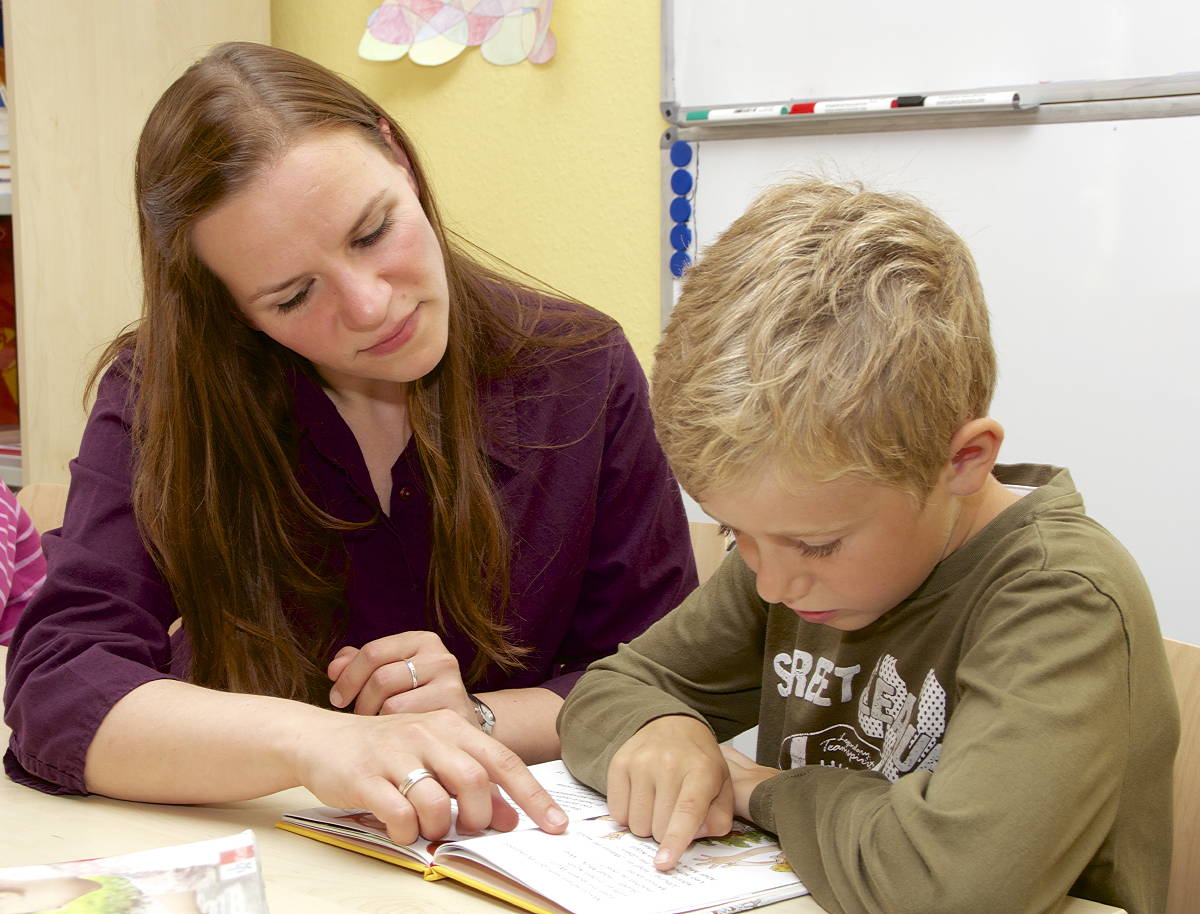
83, 678, 327, 802
83, 677, 571, 845
476, 686, 563, 764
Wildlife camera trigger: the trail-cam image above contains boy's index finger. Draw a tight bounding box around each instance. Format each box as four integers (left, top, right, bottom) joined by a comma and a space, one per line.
652, 790, 711, 871
652, 767, 729, 871
653, 811, 699, 871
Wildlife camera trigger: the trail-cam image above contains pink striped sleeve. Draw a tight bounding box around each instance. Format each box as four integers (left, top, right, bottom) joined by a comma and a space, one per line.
0, 485, 47, 645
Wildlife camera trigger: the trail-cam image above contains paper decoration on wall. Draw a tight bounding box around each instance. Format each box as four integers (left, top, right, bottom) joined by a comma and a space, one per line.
360, 1, 556, 66
667, 141, 696, 278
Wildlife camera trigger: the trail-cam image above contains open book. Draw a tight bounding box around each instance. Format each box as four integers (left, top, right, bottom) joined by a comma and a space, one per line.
276, 760, 807, 914
0, 829, 268, 913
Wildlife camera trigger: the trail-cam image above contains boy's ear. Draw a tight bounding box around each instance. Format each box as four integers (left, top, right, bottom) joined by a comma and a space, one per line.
945, 418, 1005, 497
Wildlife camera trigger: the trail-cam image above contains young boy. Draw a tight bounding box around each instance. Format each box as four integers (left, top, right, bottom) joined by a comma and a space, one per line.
557, 180, 1178, 914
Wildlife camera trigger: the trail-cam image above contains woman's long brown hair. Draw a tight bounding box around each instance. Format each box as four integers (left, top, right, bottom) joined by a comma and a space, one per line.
95, 42, 614, 703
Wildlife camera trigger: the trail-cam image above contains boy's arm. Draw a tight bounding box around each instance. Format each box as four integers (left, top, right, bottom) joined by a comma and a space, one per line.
746, 570, 1170, 914
559, 547, 767, 792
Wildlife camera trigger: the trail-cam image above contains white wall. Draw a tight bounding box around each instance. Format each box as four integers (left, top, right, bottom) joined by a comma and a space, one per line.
676, 117, 1200, 645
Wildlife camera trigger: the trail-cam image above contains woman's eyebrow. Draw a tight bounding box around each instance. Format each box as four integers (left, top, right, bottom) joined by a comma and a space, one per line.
344, 189, 387, 239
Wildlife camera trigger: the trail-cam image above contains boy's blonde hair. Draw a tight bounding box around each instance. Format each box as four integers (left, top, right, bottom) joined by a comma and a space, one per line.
652, 178, 996, 500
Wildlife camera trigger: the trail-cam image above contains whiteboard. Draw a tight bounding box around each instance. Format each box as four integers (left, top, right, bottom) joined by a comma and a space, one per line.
678, 116, 1200, 645
669, 0, 1200, 108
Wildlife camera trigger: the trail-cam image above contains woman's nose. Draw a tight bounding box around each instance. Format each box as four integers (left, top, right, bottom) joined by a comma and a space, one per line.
338, 269, 390, 331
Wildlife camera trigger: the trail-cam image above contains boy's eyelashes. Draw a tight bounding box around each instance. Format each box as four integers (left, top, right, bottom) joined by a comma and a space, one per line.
717, 524, 842, 559
792, 539, 842, 558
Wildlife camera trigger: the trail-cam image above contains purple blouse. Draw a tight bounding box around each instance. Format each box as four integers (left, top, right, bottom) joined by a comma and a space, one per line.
4, 322, 696, 794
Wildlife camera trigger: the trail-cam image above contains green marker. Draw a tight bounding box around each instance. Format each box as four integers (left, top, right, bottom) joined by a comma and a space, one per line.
686, 105, 789, 121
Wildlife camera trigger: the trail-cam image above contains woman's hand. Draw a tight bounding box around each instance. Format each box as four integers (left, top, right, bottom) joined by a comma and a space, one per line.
605, 715, 734, 871
292, 706, 568, 845
328, 631, 477, 726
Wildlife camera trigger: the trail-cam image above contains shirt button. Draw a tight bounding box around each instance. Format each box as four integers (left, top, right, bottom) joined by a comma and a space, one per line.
396, 486, 414, 501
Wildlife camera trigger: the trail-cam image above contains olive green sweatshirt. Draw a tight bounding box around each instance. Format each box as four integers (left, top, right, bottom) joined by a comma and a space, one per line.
559, 465, 1177, 914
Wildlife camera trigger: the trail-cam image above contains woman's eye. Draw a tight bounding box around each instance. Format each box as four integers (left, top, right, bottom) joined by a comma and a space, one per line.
353, 216, 393, 248
276, 283, 312, 313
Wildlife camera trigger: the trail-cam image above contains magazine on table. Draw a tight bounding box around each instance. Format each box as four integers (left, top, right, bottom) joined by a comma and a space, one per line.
0, 828, 269, 913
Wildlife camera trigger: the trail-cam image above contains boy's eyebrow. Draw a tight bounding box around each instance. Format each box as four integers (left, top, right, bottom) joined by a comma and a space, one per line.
704, 513, 848, 539
247, 190, 388, 303
773, 527, 848, 540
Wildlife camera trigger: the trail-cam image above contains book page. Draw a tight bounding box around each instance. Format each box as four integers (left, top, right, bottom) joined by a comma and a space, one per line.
0, 830, 268, 914
276, 808, 437, 866
501, 759, 610, 829
436, 817, 806, 914
280, 759, 609, 862
274, 806, 436, 863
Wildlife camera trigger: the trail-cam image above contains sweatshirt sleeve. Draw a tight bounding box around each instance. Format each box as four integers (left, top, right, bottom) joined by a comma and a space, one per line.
3, 364, 182, 795
748, 569, 1140, 914
558, 548, 766, 792
0, 485, 47, 645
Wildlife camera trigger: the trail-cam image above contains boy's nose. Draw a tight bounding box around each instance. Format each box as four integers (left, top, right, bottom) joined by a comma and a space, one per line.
754, 553, 811, 606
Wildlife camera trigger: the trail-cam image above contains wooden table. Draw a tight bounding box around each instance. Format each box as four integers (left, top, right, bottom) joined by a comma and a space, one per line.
0, 648, 1123, 913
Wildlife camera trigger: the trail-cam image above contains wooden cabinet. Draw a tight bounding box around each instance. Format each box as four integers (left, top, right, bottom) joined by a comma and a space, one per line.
2, 1, 269, 485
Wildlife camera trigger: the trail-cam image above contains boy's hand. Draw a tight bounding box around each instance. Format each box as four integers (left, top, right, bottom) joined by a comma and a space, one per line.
720, 744, 778, 820
606, 715, 734, 871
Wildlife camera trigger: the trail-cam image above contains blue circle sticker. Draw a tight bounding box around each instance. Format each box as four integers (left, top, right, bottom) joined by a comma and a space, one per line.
670, 168, 694, 196
669, 196, 692, 224
669, 251, 692, 278
669, 140, 693, 167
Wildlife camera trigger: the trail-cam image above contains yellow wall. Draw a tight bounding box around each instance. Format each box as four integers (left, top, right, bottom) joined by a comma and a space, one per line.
272, 2, 664, 365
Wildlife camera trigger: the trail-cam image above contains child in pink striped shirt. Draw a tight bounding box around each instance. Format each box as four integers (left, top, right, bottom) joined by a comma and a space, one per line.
0, 482, 47, 645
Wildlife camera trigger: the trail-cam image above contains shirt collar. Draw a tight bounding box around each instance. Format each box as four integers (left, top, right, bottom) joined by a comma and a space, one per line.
290, 366, 527, 477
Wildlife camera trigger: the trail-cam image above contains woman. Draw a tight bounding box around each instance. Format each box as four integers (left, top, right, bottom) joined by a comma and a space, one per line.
2, 43, 695, 843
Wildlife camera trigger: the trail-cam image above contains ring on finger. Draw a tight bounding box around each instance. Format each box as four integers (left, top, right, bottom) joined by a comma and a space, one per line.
405, 658, 419, 690
398, 767, 435, 797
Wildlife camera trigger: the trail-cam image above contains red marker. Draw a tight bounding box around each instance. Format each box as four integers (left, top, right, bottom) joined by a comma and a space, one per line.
791, 96, 898, 115
790, 95, 944, 114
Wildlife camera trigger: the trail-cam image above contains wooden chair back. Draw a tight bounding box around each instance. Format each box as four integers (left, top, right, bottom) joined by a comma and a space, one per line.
689, 521, 729, 586
1165, 637, 1200, 914
15, 482, 69, 533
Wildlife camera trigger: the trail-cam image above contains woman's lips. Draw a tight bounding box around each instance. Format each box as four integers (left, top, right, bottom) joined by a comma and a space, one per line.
363, 305, 419, 355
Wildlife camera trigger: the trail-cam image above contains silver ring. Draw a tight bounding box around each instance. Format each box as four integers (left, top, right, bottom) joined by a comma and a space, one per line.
404, 659, 419, 690
397, 767, 435, 797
